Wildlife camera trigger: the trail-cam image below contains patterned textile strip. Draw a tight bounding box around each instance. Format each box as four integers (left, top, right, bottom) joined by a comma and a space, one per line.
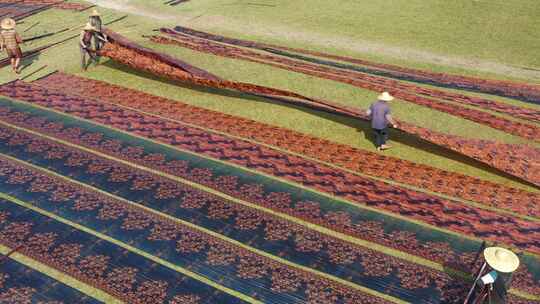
0, 83, 539, 262
20, 0, 96, 11
260, 46, 540, 122
172, 25, 540, 104
0, 104, 489, 270
33, 72, 540, 220
0, 97, 537, 300
0, 253, 103, 303
151, 30, 540, 140
0, 198, 254, 304
0, 154, 397, 304
97, 29, 221, 81
0, 2, 54, 21
0, 117, 486, 303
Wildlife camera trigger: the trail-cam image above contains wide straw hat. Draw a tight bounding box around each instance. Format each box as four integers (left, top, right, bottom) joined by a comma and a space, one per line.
90, 9, 100, 17
83, 23, 96, 31
483, 247, 520, 273
378, 91, 394, 101
1, 18, 16, 30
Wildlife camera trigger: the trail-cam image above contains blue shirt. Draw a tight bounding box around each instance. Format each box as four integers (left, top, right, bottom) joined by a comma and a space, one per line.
369, 100, 391, 130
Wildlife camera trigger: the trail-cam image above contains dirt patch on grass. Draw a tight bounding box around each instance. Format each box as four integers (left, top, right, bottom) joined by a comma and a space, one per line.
89, 0, 540, 81
87, 0, 176, 20
192, 15, 540, 81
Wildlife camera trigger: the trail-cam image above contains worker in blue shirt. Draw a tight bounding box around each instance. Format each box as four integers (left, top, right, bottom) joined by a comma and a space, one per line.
366, 92, 398, 151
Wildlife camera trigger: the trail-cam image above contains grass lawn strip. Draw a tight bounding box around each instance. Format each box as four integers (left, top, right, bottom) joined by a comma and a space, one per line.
153, 29, 540, 123
92, 34, 540, 186
111, 0, 540, 74
2, 1, 536, 302
22, 9, 540, 192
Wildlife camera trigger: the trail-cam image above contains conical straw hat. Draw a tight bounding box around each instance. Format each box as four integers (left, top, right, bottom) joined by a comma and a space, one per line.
378, 91, 394, 101
1, 18, 16, 30
483, 247, 520, 273
91, 9, 100, 16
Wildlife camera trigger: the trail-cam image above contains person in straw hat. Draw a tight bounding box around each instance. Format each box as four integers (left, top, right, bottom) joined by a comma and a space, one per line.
0, 18, 23, 74
88, 8, 105, 51
366, 92, 398, 151
483, 247, 519, 274
79, 23, 98, 71
89, 9, 102, 32
478, 247, 519, 302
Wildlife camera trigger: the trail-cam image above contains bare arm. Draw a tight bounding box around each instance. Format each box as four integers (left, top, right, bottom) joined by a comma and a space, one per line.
96, 32, 107, 42
385, 114, 397, 127
79, 32, 87, 48
15, 32, 22, 44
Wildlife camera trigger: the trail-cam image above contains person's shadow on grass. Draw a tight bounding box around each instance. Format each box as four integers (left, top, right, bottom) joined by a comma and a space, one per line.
18, 53, 40, 74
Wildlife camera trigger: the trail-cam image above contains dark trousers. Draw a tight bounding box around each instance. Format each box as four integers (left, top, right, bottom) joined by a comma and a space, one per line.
80, 46, 96, 69
373, 128, 388, 147
93, 33, 104, 51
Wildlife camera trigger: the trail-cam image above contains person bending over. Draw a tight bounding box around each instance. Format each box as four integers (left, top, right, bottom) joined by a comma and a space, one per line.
89, 9, 104, 51
79, 23, 97, 71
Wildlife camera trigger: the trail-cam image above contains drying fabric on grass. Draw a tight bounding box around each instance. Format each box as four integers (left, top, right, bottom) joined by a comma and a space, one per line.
0, 255, 102, 303
170, 25, 540, 104
94, 30, 540, 187
0, 95, 538, 303
2, 82, 540, 257
0, 3, 538, 304
151, 29, 540, 140
33, 72, 540, 220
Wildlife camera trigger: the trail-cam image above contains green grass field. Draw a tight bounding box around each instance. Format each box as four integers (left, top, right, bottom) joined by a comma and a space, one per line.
99, 0, 540, 79
1, 2, 540, 302
1, 0, 539, 193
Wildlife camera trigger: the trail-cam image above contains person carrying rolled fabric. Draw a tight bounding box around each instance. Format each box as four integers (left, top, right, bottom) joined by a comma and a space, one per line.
88, 9, 104, 51
0, 18, 23, 74
79, 23, 97, 71
366, 92, 398, 151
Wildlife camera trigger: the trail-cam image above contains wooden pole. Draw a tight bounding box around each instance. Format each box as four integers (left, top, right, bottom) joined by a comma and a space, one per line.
464, 261, 488, 304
